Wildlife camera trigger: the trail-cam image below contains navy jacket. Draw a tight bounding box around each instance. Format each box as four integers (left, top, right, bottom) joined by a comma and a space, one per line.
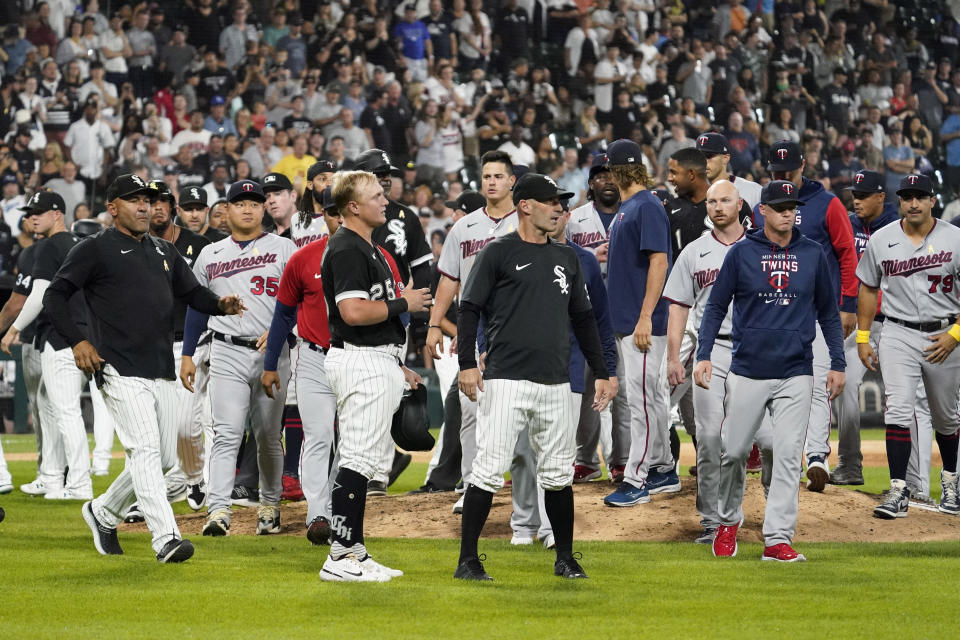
569, 242, 617, 392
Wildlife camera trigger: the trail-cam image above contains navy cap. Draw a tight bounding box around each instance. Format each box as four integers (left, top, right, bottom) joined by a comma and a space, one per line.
445, 189, 485, 213
319, 186, 337, 211
767, 140, 804, 172
695, 132, 729, 155
105, 173, 159, 202
1, 174, 17, 186
307, 160, 337, 182
896, 173, 936, 197
21, 190, 65, 214
178, 185, 208, 207
512, 173, 575, 205
513, 164, 531, 181
761, 180, 805, 206
210, 95, 226, 106
605, 139, 644, 166
227, 179, 266, 203
588, 153, 610, 179
261, 172, 293, 192
846, 170, 885, 194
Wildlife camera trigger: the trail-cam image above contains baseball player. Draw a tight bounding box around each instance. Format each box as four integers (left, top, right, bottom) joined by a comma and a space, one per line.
753, 140, 858, 492
695, 180, 845, 562
43, 174, 243, 563
602, 139, 677, 507
177, 186, 227, 242
855, 174, 960, 519
318, 170, 432, 582
697, 132, 762, 214
2, 191, 92, 500
148, 182, 212, 511
455, 173, 614, 581
830, 170, 900, 486
181, 179, 296, 537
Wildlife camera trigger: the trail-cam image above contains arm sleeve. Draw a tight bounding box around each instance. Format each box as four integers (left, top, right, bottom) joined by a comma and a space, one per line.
825, 196, 859, 312
457, 300, 481, 370
264, 300, 297, 371
11, 278, 49, 331
815, 251, 846, 371
571, 307, 609, 379
696, 248, 739, 362
42, 277, 84, 347
181, 306, 210, 357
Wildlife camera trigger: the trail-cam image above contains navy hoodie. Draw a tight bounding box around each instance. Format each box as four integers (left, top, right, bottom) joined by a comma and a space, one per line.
696, 227, 845, 379
850, 201, 900, 259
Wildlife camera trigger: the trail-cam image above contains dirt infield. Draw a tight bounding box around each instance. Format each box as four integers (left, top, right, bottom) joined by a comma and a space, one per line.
126, 476, 960, 543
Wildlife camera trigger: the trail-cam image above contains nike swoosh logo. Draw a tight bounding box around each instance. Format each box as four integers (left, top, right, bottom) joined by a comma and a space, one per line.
671, 208, 682, 214
888, 242, 900, 248
121, 249, 132, 254
515, 263, 531, 271
314, 273, 322, 279
764, 299, 777, 304
577, 217, 588, 223
213, 248, 224, 254
467, 222, 478, 228
699, 251, 711, 258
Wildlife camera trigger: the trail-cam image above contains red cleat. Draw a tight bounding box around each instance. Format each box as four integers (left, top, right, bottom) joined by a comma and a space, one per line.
609, 465, 625, 483
281, 474, 305, 501
746, 444, 762, 474
712, 522, 739, 557
573, 465, 601, 483
762, 543, 806, 562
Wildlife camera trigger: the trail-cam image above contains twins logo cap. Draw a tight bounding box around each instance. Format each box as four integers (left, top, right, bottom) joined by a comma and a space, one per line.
588, 153, 610, 179
307, 160, 337, 182
178, 186, 208, 206
761, 180, 805, 206
20, 189, 65, 214
512, 173, 575, 205
444, 189, 486, 213
767, 140, 804, 172
105, 173, 159, 202
845, 170, 885, 193
695, 132, 729, 155
261, 172, 293, 193
605, 139, 644, 166
896, 173, 935, 197
227, 179, 266, 203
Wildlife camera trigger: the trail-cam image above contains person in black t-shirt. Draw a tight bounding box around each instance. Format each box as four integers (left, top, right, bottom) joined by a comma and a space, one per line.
454, 173, 613, 582
665, 148, 711, 258
43, 174, 243, 564
318, 170, 432, 583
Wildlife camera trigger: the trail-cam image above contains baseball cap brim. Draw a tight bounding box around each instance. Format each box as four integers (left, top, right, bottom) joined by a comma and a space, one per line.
895, 187, 934, 197
766, 160, 803, 172
764, 197, 806, 206
110, 185, 159, 201
229, 192, 266, 203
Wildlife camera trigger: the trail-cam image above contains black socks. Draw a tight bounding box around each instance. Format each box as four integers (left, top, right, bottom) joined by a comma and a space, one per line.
282, 405, 303, 478
544, 486, 574, 560
330, 467, 367, 548
936, 431, 960, 473
459, 485, 493, 563
885, 424, 911, 481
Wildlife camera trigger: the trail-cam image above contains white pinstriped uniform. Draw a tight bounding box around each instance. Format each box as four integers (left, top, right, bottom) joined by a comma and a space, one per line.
20, 344, 45, 472
193, 233, 296, 516
40, 341, 92, 495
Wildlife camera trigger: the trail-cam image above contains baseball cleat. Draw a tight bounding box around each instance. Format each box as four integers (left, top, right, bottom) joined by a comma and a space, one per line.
609, 465, 625, 484
388, 452, 412, 487
805, 456, 829, 492
541, 533, 556, 549
166, 482, 189, 503
20, 479, 52, 496
320, 553, 391, 582
186, 482, 207, 511
281, 474, 305, 501
360, 555, 403, 577
455, 480, 466, 494
938, 470, 960, 515
554, 553, 588, 579
406, 484, 453, 494
157, 538, 194, 563
45, 487, 94, 501
124, 504, 145, 523
712, 521, 740, 557
762, 543, 806, 563
256, 505, 281, 535
646, 469, 681, 495
203, 508, 231, 536
873, 480, 910, 519
573, 465, 601, 483
230, 485, 259, 508
829, 465, 864, 486
510, 533, 535, 545
306, 516, 331, 545
90, 466, 110, 477
746, 444, 762, 474
0, 482, 13, 494
603, 481, 649, 507
694, 528, 717, 544
454, 555, 493, 581
452, 495, 465, 514
82, 501, 123, 555
367, 480, 387, 497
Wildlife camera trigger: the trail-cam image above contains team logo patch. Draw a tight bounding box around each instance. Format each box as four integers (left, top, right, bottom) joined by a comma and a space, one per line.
698, 135, 708, 146
907, 175, 919, 185
264, 175, 276, 183
545, 176, 558, 188
191, 188, 200, 199
131, 175, 145, 187
243, 183, 254, 191
782, 183, 794, 195
854, 173, 865, 184
553, 265, 569, 294
768, 270, 790, 291
777, 148, 788, 160
381, 152, 390, 165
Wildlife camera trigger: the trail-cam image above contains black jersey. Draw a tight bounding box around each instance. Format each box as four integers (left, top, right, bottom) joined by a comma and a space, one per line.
666, 196, 752, 255
371, 199, 433, 285
13, 242, 37, 345
203, 226, 228, 242
168, 226, 211, 334
460, 232, 592, 384
321, 226, 406, 348
32, 231, 86, 351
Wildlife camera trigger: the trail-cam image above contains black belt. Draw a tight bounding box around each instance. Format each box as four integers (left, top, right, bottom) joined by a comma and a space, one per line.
306, 340, 328, 354
212, 331, 260, 350
174, 331, 184, 342
885, 316, 956, 332
716, 333, 731, 341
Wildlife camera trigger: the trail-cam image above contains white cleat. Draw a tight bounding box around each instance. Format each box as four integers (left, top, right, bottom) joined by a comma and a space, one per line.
510, 534, 535, 546
319, 554, 391, 583
20, 479, 52, 496
360, 555, 403, 577
44, 487, 94, 500
452, 495, 464, 514
541, 533, 556, 549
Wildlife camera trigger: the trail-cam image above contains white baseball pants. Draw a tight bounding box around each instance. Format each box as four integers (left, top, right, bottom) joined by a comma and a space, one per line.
41, 343, 91, 493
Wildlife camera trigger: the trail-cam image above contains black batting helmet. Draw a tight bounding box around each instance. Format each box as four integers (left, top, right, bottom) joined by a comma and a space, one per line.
391, 385, 434, 451
72, 219, 102, 238
354, 149, 401, 176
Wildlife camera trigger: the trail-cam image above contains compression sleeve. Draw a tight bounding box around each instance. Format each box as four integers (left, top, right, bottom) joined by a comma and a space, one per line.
571, 307, 610, 379
457, 300, 481, 371
11, 278, 49, 332
264, 300, 297, 371
181, 307, 210, 357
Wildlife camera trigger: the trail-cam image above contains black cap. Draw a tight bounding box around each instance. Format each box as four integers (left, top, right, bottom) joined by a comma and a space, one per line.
588, 153, 610, 179
149, 180, 175, 203
21, 190, 65, 214
105, 174, 158, 202
72, 219, 102, 238
319, 186, 338, 211
605, 139, 644, 166
354, 148, 400, 176
178, 185, 208, 207
513, 164, 531, 181
846, 170, 885, 194
695, 132, 729, 155
512, 173, 575, 205
896, 173, 936, 197
767, 140, 804, 172
834, 66, 848, 76
261, 172, 293, 192
226, 179, 266, 203
761, 180, 805, 206
307, 160, 337, 182
444, 189, 485, 213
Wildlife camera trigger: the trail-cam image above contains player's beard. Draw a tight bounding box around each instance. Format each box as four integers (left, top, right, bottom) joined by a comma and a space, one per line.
150, 216, 171, 235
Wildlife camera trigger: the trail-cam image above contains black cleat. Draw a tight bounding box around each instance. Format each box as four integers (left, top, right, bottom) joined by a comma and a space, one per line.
82, 501, 123, 555
406, 484, 453, 495
123, 504, 144, 523
388, 451, 413, 487
454, 555, 493, 581
157, 538, 195, 563
554, 553, 588, 579
367, 480, 387, 497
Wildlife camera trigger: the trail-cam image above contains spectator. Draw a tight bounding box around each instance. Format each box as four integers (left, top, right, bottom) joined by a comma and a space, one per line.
277, 14, 308, 77
726, 111, 759, 176
382, 80, 414, 162
497, 122, 536, 167
99, 13, 131, 88
171, 110, 213, 156
170, 145, 206, 189
942, 101, 960, 197
438, 102, 465, 182
576, 102, 605, 158
157, 26, 196, 89
63, 97, 114, 202
323, 135, 353, 171
424, 0, 457, 67
195, 134, 234, 180
2, 25, 32, 77
271, 133, 317, 187
825, 140, 864, 194
495, 0, 530, 69
394, 4, 432, 82
678, 40, 712, 108
563, 13, 600, 78
202, 161, 231, 204
314, 84, 343, 132
882, 123, 915, 194
43, 160, 85, 224
220, 7, 258, 71
594, 44, 628, 123
0, 173, 25, 232
767, 107, 800, 144
657, 121, 694, 181
324, 107, 368, 160
414, 99, 445, 187
57, 18, 94, 78
185, 0, 222, 54
203, 96, 238, 137
555, 148, 586, 208
455, 0, 491, 71
360, 89, 390, 151
127, 9, 156, 99
341, 80, 367, 122
262, 10, 289, 50
863, 32, 897, 87
821, 67, 853, 133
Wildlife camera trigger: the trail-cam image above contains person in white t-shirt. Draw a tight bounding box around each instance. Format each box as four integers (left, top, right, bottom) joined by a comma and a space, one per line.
64, 99, 115, 183
0, 175, 26, 233
497, 124, 536, 166
594, 44, 628, 118
99, 14, 131, 85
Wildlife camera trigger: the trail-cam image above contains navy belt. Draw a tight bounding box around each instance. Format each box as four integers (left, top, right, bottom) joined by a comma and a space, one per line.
885, 316, 956, 333
212, 331, 260, 350
306, 341, 329, 354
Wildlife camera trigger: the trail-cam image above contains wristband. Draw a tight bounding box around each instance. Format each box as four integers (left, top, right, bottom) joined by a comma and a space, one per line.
855, 330, 871, 344
428, 324, 442, 329
386, 298, 408, 317
949, 324, 960, 343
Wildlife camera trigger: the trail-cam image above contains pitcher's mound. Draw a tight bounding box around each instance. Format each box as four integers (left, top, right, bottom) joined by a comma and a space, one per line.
126, 478, 960, 543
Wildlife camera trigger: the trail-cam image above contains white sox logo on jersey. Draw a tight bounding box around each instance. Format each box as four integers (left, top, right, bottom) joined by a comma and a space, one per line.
330, 515, 354, 542
553, 265, 569, 294
206, 253, 279, 280
385, 219, 407, 256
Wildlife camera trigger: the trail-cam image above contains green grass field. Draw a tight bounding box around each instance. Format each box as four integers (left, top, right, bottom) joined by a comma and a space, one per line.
1, 434, 958, 639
